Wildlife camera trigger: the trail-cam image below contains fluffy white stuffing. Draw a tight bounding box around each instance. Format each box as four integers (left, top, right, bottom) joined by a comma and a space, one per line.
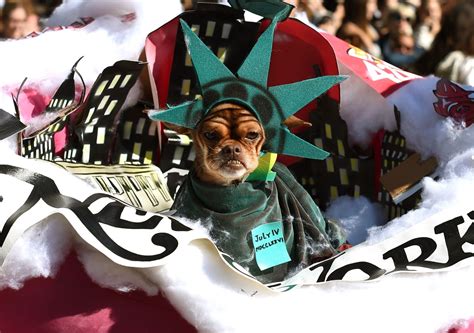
23, 112, 59, 136
0, 216, 73, 290
367, 148, 474, 245
1, 2, 474, 333
338, 63, 398, 147
147, 242, 474, 333
325, 196, 386, 245
389, 76, 474, 163
75, 239, 160, 296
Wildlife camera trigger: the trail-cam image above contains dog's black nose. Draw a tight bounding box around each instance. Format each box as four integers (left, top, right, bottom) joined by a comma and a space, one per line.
223, 145, 241, 156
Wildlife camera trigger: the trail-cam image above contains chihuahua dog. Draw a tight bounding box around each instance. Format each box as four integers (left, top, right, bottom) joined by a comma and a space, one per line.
167, 102, 344, 282
192, 102, 265, 185
167, 102, 309, 186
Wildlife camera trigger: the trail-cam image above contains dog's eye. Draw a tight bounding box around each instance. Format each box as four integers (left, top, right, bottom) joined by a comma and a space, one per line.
204, 131, 219, 141
246, 132, 260, 140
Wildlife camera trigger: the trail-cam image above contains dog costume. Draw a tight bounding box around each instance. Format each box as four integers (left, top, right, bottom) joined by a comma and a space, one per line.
173, 162, 345, 283
149, 10, 347, 282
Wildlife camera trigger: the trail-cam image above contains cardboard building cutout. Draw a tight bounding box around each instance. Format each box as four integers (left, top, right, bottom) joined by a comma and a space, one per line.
228, 0, 293, 19
0, 109, 25, 141
21, 59, 86, 160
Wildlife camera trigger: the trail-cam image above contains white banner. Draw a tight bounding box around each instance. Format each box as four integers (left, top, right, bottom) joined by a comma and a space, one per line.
269, 207, 474, 291
0, 156, 204, 268
1, 155, 474, 292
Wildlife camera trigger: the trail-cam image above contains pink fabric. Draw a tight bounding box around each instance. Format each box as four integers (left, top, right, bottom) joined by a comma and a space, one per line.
448, 320, 474, 333
0, 253, 196, 333
16, 87, 50, 120
15, 85, 87, 154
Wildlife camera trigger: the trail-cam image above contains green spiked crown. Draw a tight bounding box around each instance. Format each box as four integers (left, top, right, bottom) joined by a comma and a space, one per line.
149, 17, 346, 160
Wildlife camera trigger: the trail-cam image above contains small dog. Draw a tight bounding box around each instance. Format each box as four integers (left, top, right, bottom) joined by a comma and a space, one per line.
168, 102, 310, 186
168, 102, 344, 282
192, 102, 265, 185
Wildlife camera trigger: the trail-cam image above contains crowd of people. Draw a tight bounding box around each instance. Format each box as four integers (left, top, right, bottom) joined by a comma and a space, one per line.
0, 0, 472, 85
288, 0, 474, 85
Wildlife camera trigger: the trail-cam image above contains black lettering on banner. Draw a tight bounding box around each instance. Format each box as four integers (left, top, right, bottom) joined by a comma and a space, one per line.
434, 215, 474, 265
0, 164, 190, 262
327, 262, 386, 281
308, 252, 344, 282
383, 237, 440, 272
127, 176, 141, 192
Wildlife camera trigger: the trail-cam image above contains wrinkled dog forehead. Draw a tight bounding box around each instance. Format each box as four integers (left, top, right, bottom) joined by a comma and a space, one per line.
200, 103, 262, 129
206, 103, 258, 119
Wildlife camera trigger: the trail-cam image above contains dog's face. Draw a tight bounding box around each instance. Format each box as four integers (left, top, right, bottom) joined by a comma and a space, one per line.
192, 103, 265, 186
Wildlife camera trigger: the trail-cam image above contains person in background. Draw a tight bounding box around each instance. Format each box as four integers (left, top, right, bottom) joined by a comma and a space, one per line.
384, 29, 424, 69
285, 0, 312, 24
380, 4, 423, 68
22, 0, 40, 35
329, 0, 345, 32
34, 0, 61, 18
414, 0, 442, 50
336, 0, 382, 58
439, 0, 457, 13
375, 0, 399, 35
318, 14, 338, 34
1, 1, 27, 39
1, 0, 40, 39
415, 0, 474, 85
296, 0, 342, 33
379, 3, 415, 44
404, 0, 421, 8
181, 0, 197, 11
377, 0, 400, 15
298, 0, 331, 25
25, 11, 40, 34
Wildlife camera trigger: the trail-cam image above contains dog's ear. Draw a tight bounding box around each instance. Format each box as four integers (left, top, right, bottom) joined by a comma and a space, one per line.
162, 122, 193, 136
283, 115, 312, 130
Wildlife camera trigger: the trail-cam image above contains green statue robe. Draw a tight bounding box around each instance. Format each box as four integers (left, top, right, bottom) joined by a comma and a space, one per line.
172, 162, 346, 283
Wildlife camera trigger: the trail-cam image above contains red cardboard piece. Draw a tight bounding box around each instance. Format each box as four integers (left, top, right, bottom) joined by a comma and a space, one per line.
0, 253, 196, 333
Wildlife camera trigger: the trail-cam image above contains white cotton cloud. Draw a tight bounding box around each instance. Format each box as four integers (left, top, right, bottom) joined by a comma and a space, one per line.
146, 242, 474, 333
325, 196, 386, 245
0, 216, 73, 290
338, 63, 397, 147
388, 76, 474, 163
75, 239, 160, 296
